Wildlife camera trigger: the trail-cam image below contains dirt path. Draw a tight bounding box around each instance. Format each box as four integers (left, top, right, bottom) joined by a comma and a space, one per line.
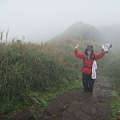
42, 74, 113, 120
0, 73, 113, 120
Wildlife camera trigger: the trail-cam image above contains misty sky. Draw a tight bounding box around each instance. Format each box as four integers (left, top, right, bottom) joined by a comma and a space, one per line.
1, 0, 120, 42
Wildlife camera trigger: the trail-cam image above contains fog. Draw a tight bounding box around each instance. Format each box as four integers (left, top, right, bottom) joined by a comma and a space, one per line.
1, 0, 120, 42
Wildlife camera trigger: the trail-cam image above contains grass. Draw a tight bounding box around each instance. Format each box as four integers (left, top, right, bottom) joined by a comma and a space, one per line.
29, 77, 82, 108
0, 39, 83, 114
111, 94, 120, 119
0, 74, 82, 114
0, 30, 119, 119
102, 57, 120, 120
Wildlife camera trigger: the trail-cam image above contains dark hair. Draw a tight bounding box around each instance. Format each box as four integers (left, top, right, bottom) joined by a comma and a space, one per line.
85, 45, 94, 55
85, 49, 94, 55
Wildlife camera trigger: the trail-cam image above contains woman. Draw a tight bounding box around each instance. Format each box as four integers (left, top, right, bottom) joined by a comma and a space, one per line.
74, 44, 105, 93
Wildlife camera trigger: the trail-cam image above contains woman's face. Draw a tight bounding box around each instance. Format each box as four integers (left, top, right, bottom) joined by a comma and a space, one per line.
87, 50, 92, 55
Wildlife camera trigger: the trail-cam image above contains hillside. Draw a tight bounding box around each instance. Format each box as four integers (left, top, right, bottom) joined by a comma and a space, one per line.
0, 22, 119, 119
47, 22, 107, 57
49, 22, 101, 43
3, 74, 112, 120
49, 22, 120, 55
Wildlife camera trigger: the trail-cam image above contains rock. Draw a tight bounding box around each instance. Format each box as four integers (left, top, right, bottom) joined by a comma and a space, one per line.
30, 97, 40, 105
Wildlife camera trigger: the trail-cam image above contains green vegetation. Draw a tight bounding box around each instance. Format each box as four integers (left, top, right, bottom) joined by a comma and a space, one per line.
0, 24, 119, 120
102, 58, 120, 119
0, 41, 82, 114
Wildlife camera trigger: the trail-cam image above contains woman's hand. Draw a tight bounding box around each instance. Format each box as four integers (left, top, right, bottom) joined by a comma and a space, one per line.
75, 44, 80, 49
101, 48, 108, 53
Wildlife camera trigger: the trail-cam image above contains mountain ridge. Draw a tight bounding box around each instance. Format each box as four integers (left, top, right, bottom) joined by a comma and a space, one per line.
49, 22, 101, 43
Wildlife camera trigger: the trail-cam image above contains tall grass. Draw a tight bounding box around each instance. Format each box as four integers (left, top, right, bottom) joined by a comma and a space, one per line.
102, 57, 120, 119
0, 30, 114, 115
0, 40, 82, 113
103, 57, 120, 92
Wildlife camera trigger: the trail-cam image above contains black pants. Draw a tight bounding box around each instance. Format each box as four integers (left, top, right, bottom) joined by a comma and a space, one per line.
82, 73, 95, 92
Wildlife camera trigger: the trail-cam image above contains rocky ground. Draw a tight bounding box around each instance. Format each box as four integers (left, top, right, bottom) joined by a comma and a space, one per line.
0, 74, 113, 120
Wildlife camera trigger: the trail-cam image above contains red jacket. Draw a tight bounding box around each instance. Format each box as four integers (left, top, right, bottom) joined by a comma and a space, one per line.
74, 50, 105, 74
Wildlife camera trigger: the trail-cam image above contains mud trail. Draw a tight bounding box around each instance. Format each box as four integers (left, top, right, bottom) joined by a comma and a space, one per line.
43, 74, 113, 120
0, 73, 113, 120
